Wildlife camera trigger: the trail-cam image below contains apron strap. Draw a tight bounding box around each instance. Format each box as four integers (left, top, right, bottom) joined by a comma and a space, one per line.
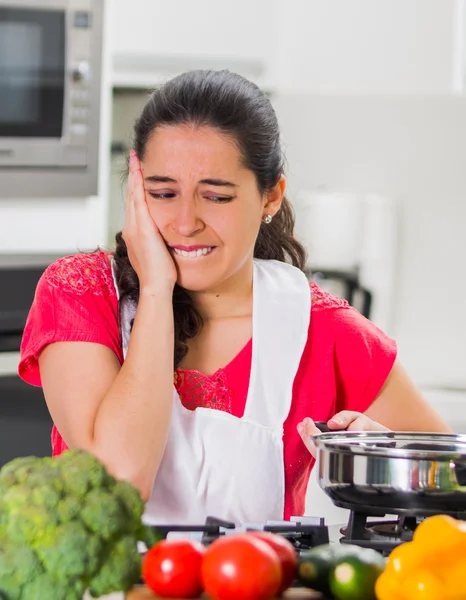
243, 259, 311, 429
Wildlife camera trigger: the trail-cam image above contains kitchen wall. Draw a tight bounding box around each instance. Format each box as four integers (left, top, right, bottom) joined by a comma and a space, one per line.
274, 94, 466, 389
274, 0, 463, 93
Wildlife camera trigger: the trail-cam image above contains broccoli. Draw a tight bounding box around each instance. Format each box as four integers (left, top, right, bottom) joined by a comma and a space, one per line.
20, 573, 83, 600
0, 449, 152, 599
6, 505, 59, 545
88, 535, 141, 598
35, 521, 101, 579
56, 495, 81, 523
58, 450, 115, 495
80, 488, 128, 541
114, 479, 145, 526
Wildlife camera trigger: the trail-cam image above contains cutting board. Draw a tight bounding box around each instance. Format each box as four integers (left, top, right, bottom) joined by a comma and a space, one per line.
127, 587, 323, 599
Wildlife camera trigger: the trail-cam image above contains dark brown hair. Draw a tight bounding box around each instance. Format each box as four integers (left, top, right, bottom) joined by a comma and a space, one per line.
113, 70, 306, 369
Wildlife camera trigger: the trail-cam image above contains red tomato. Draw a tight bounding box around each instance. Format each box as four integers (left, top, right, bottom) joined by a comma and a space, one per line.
142, 539, 205, 598
247, 531, 297, 593
201, 534, 282, 600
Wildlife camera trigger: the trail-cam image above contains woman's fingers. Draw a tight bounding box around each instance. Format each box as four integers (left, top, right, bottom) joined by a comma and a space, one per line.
329, 410, 389, 432
123, 151, 138, 237
327, 410, 360, 430
297, 417, 322, 458
298, 412, 390, 458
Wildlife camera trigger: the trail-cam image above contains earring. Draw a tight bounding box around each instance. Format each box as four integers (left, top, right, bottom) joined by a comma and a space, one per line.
263, 215, 273, 224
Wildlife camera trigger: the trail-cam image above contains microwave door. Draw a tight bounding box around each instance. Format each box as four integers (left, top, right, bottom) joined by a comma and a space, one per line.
0, 5, 76, 168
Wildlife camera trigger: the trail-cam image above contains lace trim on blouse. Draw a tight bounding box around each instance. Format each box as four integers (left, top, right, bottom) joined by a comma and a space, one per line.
45, 251, 115, 297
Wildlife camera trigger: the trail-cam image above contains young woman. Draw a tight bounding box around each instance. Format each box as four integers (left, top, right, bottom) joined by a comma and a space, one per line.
19, 70, 450, 524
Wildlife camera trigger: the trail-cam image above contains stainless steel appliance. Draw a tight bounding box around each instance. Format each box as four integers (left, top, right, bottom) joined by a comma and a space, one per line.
0, 0, 103, 197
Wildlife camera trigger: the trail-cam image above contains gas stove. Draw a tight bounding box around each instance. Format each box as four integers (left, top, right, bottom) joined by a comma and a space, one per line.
340, 507, 466, 555
147, 506, 466, 558
148, 515, 330, 554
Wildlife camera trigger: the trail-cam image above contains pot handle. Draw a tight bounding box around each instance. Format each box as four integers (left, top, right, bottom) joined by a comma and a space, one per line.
314, 421, 340, 433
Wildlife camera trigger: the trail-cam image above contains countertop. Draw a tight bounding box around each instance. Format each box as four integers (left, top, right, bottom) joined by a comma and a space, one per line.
127, 587, 322, 599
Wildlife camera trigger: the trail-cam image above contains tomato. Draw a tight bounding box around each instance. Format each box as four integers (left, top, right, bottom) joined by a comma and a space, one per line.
202, 534, 282, 600
247, 531, 297, 593
142, 539, 205, 598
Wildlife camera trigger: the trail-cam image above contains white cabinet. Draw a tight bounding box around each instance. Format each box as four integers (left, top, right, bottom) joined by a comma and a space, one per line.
109, 0, 276, 88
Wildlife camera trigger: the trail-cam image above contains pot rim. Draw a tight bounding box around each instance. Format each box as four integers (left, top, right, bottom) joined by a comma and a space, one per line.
313, 430, 466, 461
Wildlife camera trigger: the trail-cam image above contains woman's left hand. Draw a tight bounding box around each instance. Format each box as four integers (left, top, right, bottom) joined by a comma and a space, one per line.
297, 411, 390, 458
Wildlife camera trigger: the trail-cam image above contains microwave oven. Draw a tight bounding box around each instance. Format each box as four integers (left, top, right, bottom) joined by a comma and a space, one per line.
0, 0, 103, 197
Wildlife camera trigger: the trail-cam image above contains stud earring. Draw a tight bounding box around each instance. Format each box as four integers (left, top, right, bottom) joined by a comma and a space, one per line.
263, 215, 273, 224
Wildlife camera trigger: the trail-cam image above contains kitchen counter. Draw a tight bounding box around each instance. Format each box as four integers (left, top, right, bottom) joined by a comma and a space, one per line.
127, 587, 322, 599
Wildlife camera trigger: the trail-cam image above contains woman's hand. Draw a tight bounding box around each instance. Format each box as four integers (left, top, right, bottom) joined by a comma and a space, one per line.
122, 150, 178, 294
297, 411, 390, 458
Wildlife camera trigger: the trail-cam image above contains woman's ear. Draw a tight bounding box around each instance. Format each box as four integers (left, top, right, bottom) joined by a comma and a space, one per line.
263, 176, 286, 218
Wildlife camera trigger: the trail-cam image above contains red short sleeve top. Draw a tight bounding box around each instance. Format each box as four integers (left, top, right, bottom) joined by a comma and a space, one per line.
19, 252, 397, 519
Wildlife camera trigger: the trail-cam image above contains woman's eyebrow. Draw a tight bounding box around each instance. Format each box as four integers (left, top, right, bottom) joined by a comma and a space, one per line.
199, 178, 238, 187
144, 175, 177, 183
144, 175, 238, 188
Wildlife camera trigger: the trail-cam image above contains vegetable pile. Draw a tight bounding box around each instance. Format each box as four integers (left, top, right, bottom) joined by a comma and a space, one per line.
142, 530, 298, 600
0, 450, 156, 600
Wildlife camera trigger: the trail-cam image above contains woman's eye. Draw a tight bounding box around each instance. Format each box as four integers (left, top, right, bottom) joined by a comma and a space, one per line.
148, 192, 176, 199
207, 196, 235, 203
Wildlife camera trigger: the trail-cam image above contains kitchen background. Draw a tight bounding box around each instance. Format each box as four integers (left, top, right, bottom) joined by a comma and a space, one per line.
0, 0, 465, 524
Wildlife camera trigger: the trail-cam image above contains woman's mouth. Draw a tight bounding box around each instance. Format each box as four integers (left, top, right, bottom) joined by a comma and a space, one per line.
171, 246, 215, 258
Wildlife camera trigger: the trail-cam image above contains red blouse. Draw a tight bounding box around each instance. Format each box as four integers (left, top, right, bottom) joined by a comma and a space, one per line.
19, 251, 397, 519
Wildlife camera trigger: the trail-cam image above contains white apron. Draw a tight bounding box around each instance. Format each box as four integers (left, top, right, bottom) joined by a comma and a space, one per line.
113, 259, 310, 525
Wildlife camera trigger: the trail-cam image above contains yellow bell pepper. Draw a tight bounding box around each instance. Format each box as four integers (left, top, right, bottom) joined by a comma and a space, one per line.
375, 515, 466, 600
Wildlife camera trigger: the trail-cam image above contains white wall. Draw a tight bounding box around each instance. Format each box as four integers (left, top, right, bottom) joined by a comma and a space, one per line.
275, 0, 463, 93
274, 94, 466, 388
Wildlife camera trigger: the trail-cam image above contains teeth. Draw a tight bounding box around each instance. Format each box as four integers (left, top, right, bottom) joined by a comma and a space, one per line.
173, 247, 212, 258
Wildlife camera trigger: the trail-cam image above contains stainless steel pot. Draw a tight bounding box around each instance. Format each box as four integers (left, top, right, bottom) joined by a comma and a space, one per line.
313, 431, 466, 515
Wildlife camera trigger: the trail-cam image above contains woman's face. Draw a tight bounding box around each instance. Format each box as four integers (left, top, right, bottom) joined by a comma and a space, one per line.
140, 124, 283, 292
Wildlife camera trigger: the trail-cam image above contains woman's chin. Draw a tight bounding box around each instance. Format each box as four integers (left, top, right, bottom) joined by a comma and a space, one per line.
175, 272, 217, 293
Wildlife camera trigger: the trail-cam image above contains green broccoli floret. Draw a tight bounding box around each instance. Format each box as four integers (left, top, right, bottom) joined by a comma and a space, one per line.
88, 535, 141, 598
3, 479, 62, 514
56, 450, 115, 495
114, 479, 145, 526
0, 456, 43, 484
35, 521, 101, 579
80, 488, 128, 541
56, 495, 81, 523
6, 506, 58, 546
0, 575, 20, 600
0, 544, 43, 600
1, 484, 32, 512
27, 467, 64, 496
20, 573, 82, 600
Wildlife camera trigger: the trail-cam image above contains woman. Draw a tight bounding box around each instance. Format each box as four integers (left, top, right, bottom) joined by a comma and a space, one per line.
19, 70, 450, 525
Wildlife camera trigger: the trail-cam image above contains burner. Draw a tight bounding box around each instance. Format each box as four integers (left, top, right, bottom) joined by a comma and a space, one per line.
340, 509, 466, 555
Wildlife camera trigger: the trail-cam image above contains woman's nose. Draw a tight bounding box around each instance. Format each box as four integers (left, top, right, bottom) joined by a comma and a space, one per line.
173, 199, 205, 237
